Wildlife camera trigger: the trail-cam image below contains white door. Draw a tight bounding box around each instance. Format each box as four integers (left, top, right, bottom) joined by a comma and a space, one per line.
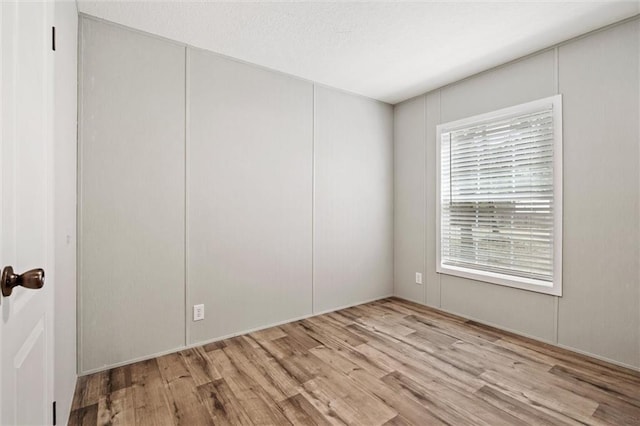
1, 1, 55, 425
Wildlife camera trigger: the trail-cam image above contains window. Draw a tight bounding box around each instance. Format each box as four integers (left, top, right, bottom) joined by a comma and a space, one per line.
436, 95, 562, 296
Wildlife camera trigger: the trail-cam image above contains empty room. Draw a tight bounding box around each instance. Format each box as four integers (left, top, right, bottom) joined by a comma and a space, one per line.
1, 1, 639, 425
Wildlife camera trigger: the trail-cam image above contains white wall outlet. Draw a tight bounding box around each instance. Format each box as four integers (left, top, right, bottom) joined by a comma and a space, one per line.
415, 272, 423, 285
193, 304, 205, 321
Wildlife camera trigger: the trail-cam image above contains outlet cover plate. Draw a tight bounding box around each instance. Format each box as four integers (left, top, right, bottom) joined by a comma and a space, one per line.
193, 304, 205, 321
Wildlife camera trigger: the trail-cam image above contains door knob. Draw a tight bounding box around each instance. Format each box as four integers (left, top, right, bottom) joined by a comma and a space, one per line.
1, 266, 45, 297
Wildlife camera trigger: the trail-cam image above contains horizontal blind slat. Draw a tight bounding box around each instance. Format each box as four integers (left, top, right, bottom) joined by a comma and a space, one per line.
441, 105, 556, 283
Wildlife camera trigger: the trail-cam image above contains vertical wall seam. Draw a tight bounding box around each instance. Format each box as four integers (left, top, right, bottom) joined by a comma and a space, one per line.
438, 90, 443, 309
637, 21, 640, 369
423, 95, 428, 306
311, 84, 316, 315
391, 103, 395, 300
76, 17, 84, 374
554, 297, 559, 345
184, 46, 190, 347
554, 46, 560, 94
553, 46, 560, 345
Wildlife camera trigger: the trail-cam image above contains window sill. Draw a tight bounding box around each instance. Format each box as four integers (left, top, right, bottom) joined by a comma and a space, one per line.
437, 264, 562, 296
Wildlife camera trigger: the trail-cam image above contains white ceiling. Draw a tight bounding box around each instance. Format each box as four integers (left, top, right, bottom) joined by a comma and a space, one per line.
77, 1, 640, 104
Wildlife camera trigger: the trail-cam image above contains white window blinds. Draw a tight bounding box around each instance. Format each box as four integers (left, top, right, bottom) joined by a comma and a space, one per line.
437, 96, 562, 294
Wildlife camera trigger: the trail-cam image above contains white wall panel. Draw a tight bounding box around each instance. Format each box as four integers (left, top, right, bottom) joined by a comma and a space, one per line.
558, 20, 639, 367
314, 87, 394, 313
440, 276, 557, 341
187, 48, 313, 344
78, 18, 186, 372
425, 91, 441, 308
394, 96, 426, 303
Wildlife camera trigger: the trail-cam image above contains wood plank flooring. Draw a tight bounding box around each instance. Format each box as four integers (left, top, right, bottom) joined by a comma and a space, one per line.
69, 298, 640, 425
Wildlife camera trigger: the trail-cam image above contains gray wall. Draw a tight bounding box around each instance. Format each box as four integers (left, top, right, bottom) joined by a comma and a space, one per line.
79, 19, 187, 372
393, 96, 425, 304
78, 17, 394, 373
393, 18, 640, 369
314, 87, 394, 313
187, 48, 313, 344
557, 20, 639, 368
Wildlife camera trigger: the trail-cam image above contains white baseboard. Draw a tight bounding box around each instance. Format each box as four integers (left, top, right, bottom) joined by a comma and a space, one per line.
312, 293, 395, 317
393, 296, 640, 373
79, 293, 394, 376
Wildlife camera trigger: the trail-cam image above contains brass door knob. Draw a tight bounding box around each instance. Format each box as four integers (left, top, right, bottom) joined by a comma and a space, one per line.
1, 266, 45, 297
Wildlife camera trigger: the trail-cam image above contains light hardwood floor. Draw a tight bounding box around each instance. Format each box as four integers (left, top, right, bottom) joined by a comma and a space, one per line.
69, 297, 640, 425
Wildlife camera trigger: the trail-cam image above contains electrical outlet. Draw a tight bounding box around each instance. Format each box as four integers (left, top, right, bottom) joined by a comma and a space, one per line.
193, 304, 205, 321
415, 272, 423, 285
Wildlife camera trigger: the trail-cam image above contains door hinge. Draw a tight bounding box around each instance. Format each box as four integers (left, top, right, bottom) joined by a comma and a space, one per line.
52, 26, 55, 51
52, 401, 57, 425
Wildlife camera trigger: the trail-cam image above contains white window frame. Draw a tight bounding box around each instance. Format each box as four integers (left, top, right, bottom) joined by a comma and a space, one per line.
436, 95, 563, 296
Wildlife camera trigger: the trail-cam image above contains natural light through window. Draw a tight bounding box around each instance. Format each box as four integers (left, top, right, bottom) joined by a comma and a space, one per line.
436, 95, 563, 295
